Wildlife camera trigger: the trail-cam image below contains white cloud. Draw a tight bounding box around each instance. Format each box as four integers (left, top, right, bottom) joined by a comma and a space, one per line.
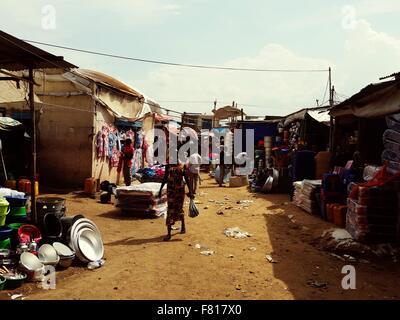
135, 44, 331, 116
336, 19, 400, 95
356, 0, 400, 17
135, 19, 400, 116
162, 3, 181, 15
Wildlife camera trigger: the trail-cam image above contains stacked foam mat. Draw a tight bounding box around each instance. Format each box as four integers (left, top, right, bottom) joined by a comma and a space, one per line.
346, 185, 399, 243
383, 113, 400, 173
115, 182, 167, 218
293, 180, 321, 214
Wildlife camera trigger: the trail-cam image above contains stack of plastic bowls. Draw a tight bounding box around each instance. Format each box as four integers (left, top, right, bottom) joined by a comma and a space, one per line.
5, 196, 28, 224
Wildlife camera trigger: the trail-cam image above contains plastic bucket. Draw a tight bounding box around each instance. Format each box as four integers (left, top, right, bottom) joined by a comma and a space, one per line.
84, 178, 97, 194
0, 206, 10, 227
10, 206, 27, 217
0, 238, 11, 249
18, 179, 29, 192
0, 226, 13, 241
7, 223, 25, 247
6, 215, 29, 225
24, 181, 39, 196
4, 196, 28, 208
60, 214, 85, 242
43, 213, 63, 239
4, 180, 17, 190
36, 197, 66, 226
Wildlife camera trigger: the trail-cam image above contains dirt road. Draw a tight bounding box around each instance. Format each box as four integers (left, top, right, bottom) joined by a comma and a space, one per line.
11, 174, 400, 300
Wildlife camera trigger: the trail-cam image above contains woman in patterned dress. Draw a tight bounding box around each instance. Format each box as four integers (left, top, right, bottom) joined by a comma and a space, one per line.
158, 162, 193, 241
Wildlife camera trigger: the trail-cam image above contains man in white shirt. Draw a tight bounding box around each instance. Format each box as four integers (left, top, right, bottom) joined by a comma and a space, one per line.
187, 152, 202, 194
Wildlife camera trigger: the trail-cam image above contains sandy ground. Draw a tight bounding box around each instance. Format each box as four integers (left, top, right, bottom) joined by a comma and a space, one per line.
2, 174, 400, 300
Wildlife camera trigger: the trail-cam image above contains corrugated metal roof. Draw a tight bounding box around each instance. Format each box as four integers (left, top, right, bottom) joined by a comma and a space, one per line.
283, 106, 330, 126
72, 69, 143, 99
0, 30, 76, 71
330, 78, 400, 118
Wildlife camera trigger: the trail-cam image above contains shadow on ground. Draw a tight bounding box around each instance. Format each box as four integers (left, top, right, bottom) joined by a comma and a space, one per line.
99, 209, 161, 221
262, 198, 400, 300
105, 235, 182, 246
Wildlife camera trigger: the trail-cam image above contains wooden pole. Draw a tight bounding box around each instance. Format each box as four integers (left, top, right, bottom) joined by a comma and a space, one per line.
28, 68, 37, 223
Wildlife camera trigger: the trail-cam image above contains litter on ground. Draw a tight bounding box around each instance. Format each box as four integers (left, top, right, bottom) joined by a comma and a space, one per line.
224, 227, 252, 239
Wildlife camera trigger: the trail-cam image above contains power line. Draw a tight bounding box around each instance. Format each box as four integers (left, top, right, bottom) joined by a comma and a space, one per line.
0, 33, 185, 117
158, 100, 288, 110
24, 39, 329, 73
320, 75, 330, 106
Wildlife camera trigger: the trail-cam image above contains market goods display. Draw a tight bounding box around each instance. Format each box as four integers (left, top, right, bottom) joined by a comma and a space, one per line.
115, 182, 167, 217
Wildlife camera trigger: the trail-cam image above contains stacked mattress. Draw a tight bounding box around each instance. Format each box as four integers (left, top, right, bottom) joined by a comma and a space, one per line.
115, 182, 167, 217
383, 114, 400, 173
346, 185, 399, 243
293, 179, 322, 214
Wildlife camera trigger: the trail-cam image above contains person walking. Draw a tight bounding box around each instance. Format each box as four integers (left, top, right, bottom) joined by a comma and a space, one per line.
219, 140, 226, 187
118, 138, 134, 186
187, 152, 202, 195
158, 161, 194, 241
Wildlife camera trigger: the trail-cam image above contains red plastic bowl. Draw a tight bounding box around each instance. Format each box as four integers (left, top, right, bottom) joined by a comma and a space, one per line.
18, 224, 41, 244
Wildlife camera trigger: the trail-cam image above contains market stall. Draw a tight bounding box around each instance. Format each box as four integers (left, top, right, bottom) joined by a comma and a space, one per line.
0, 186, 105, 291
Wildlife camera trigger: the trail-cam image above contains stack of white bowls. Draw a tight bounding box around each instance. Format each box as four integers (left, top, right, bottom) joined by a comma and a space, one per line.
53, 242, 75, 268
38, 244, 60, 266
68, 218, 104, 263
19, 252, 45, 282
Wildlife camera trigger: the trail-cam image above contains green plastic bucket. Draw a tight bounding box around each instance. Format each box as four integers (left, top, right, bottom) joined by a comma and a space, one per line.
0, 238, 11, 249
0, 198, 10, 226
9, 206, 27, 217
7, 223, 24, 247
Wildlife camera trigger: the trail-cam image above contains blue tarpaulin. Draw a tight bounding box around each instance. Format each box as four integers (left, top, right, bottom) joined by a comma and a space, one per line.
240, 122, 278, 144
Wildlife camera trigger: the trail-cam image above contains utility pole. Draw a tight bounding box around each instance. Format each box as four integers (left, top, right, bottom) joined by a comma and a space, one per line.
29, 67, 37, 223
329, 67, 334, 152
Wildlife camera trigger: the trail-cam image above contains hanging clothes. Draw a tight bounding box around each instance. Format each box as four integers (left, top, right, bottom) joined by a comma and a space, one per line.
108, 131, 118, 159
96, 131, 104, 158
111, 148, 121, 168
131, 149, 143, 175
116, 131, 122, 151
101, 125, 110, 158
135, 130, 143, 149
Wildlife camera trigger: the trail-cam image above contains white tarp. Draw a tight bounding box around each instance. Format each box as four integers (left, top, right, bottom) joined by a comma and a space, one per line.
308, 110, 331, 123
284, 107, 330, 126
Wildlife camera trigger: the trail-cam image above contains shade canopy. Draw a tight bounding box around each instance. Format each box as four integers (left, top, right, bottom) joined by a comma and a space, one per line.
212, 106, 245, 120
0, 30, 76, 71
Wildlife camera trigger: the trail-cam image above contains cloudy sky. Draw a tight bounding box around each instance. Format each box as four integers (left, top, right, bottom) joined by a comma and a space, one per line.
1, 0, 399, 116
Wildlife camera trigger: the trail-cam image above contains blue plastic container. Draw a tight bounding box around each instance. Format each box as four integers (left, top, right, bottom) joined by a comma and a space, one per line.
4, 196, 28, 208
0, 226, 13, 241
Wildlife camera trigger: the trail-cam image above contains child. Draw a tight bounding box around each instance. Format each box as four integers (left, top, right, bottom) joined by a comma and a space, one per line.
120, 138, 134, 186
